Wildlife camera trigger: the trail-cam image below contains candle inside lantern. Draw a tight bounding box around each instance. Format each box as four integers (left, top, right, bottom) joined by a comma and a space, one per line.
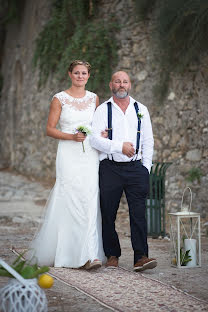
184, 239, 197, 267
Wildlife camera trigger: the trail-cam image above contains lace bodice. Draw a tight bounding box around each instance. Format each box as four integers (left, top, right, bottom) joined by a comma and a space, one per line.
53, 91, 96, 134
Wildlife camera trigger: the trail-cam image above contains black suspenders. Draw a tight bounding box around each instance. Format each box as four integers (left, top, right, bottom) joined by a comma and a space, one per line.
107, 102, 112, 140
133, 101, 141, 156
107, 101, 141, 160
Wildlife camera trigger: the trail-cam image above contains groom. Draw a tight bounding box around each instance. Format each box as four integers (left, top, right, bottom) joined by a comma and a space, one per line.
90, 71, 157, 272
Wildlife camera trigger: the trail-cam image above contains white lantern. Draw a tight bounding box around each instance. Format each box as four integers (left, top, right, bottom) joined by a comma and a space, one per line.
168, 187, 201, 268
0, 258, 48, 312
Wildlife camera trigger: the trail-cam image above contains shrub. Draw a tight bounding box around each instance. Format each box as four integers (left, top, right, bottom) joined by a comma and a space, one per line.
186, 167, 203, 183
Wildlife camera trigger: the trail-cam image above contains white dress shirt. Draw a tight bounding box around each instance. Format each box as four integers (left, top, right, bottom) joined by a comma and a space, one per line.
90, 96, 154, 173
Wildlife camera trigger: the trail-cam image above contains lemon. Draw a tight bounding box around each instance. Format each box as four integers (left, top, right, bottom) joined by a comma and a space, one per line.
38, 274, 54, 289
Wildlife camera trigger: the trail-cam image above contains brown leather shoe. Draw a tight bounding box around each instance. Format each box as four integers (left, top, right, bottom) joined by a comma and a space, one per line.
106, 256, 119, 268
134, 256, 157, 272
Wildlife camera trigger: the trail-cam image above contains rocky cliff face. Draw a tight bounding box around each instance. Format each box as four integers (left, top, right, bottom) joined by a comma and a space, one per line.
0, 0, 58, 178
0, 0, 207, 220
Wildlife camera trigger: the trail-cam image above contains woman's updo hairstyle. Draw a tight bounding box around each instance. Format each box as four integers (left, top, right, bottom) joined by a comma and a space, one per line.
68, 60, 91, 73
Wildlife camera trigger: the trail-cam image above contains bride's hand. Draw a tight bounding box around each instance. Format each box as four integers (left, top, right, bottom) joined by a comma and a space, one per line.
101, 130, 108, 138
73, 132, 86, 142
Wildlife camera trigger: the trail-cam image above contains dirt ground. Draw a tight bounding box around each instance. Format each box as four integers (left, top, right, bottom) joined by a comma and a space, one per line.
0, 170, 208, 311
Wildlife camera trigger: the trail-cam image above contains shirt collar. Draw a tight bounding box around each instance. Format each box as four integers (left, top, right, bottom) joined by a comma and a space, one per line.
109, 96, 136, 112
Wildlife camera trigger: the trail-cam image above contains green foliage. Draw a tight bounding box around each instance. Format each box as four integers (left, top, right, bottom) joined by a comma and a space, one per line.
33, 0, 118, 94
137, 112, 144, 120
134, 0, 208, 104
76, 125, 91, 152
59, 22, 118, 92
0, 251, 49, 279
76, 125, 91, 135
186, 167, 203, 183
180, 247, 192, 266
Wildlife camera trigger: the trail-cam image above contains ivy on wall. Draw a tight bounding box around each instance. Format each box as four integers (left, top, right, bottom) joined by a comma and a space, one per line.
33, 0, 118, 95
4, 0, 207, 103
134, 0, 208, 103
186, 167, 203, 184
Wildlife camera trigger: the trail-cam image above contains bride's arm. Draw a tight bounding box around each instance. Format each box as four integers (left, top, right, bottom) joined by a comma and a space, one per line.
46, 97, 85, 142
95, 95, 107, 138
95, 95, 99, 108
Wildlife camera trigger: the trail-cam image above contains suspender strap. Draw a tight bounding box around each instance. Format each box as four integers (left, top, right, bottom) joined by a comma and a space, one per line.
134, 101, 141, 155
107, 102, 113, 160
107, 101, 141, 161
107, 102, 112, 140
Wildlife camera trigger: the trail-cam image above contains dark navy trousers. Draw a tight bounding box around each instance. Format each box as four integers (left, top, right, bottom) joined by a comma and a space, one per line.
99, 159, 149, 264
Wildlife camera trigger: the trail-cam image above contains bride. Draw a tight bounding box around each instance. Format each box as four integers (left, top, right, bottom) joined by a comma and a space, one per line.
28, 60, 105, 269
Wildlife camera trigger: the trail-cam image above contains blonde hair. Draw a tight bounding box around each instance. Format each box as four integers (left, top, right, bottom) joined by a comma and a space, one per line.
68, 60, 91, 73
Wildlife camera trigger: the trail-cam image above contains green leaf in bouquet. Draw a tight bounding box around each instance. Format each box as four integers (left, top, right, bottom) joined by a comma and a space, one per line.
76, 125, 91, 135
76, 125, 91, 152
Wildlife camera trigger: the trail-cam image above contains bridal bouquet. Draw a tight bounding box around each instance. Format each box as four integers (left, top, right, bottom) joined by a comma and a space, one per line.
76, 125, 91, 152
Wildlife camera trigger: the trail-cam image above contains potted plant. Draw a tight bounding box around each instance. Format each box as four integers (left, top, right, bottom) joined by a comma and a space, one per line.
0, 253, 54, 312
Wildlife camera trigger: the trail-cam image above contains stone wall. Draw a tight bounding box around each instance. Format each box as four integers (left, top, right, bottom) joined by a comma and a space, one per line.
0, 0, 207, 223
0, 0, 58, 178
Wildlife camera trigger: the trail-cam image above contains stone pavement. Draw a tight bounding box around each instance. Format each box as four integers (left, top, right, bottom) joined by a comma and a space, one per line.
0, 170, 208, 311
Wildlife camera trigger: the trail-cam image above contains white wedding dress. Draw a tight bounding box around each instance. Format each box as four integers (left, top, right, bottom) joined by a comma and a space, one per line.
28, 91, 105, 268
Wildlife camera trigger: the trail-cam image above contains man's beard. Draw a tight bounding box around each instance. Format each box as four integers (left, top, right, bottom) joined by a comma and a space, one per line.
112, 88, 128, 99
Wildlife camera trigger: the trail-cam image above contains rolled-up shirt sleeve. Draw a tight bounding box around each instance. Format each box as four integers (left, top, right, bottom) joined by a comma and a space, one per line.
90, 104, 123, 154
